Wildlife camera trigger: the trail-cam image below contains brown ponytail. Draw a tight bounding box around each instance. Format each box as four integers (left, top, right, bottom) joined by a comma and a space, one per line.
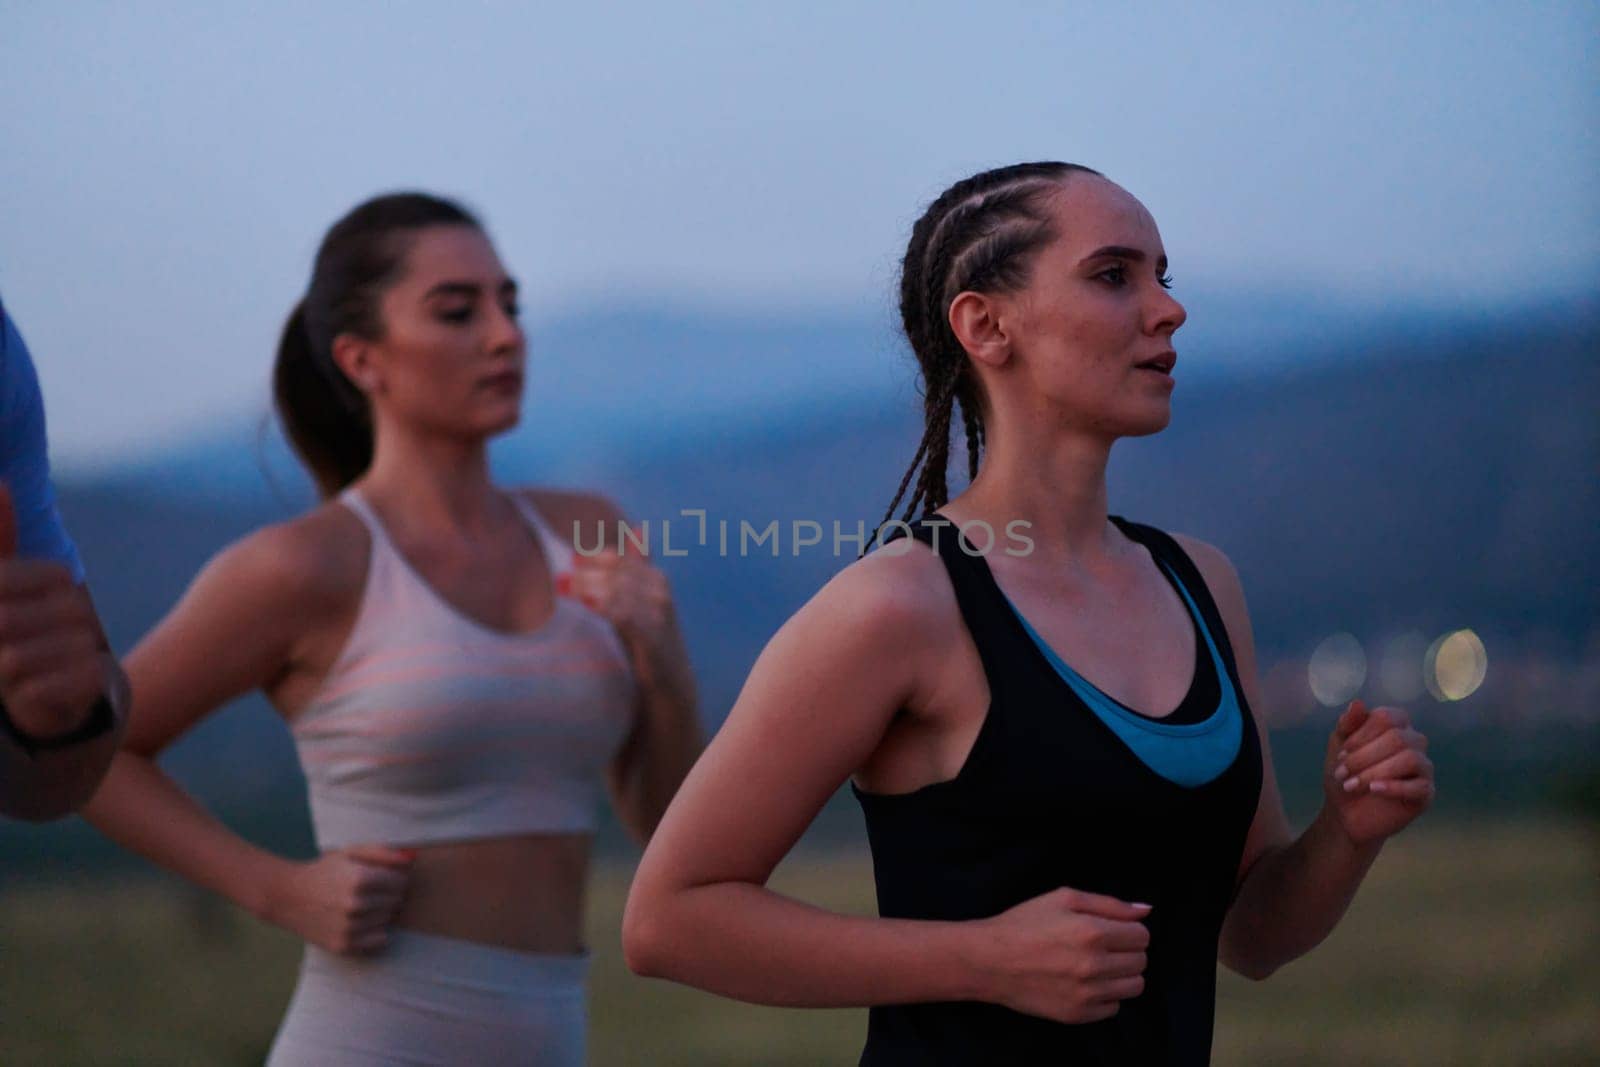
272, 192, 481, 498
272, 299, 373, 499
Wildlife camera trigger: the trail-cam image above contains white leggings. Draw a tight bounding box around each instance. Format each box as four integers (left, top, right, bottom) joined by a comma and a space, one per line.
265, 929, 589, 1066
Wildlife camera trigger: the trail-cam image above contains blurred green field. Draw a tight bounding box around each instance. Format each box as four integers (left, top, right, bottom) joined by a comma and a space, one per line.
2, 819, 1595, 1065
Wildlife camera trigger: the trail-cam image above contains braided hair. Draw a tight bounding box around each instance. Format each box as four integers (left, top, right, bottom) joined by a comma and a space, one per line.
868, 162, 1100, 550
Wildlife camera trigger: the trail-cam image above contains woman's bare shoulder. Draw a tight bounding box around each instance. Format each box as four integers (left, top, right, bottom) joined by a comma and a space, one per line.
196, 498, 370, 610
804, 534, 959, 636
515, 486, 625, 548
1169, 531, 1251, 630
721, 534, 961, 758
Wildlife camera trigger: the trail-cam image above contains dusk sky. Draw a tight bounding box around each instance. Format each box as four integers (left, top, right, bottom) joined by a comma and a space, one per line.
2, 1, 1593, 468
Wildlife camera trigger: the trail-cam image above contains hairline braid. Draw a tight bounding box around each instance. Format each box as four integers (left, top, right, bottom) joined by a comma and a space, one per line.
866, 162, 1101, 559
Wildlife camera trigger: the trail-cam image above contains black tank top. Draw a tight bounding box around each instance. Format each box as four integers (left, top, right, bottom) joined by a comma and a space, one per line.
851, 515, 1263, 1065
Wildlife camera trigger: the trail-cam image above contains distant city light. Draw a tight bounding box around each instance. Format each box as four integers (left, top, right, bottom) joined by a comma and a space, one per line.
1379, 631, 1429, 703
1309, 632, 1367, 707
1425, 629, 1489, 701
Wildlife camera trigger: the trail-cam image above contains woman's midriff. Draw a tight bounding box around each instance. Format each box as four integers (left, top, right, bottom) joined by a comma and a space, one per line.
388, 832, 592, 954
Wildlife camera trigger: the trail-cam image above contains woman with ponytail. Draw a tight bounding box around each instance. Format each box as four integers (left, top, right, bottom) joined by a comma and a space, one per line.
82, 193, 702, 1065
623, 164, 1435, 1064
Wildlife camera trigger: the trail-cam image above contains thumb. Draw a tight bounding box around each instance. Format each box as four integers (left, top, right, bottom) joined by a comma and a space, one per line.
1341, 699, 1370, 735
343, 844, 417, 870
1061, 888, 1153, 921
0, 482, 16, 559
1330, 699, 1369, 755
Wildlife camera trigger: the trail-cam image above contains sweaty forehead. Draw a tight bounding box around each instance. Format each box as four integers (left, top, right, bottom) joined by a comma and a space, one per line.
1043, 176, 1163, 256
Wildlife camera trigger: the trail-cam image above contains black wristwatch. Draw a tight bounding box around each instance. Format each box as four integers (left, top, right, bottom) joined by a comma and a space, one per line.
0, 693, 118, 755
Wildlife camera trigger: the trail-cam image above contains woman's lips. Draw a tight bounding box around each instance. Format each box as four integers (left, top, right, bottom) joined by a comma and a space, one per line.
1134, 351, 1176, 386
1134, 351, 1177, 374
480, 371, 523, 392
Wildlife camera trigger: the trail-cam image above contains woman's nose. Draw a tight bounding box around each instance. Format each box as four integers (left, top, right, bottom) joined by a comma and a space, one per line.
1150, 289, 1186, 335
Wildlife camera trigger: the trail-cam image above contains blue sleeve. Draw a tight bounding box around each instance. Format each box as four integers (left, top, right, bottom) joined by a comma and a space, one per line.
0, 298, 86, 582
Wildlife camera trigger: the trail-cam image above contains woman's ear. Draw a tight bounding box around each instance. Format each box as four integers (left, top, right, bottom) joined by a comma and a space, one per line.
948, 291, 1011, 370
330, 333, 383, 396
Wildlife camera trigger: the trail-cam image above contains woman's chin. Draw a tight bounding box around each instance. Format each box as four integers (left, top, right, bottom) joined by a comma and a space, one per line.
1143, 408, 1174, 435
1112, 405, 1173, 439
477, 406, 523, 439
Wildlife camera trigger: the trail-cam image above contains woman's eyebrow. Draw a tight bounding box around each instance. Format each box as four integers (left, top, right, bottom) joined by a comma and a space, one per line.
1078, 245, 1169, 272
424, 281, 480, 299
423, 278, 519, 299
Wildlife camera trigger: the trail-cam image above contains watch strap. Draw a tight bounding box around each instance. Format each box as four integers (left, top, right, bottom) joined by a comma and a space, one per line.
0, 693, 117, 755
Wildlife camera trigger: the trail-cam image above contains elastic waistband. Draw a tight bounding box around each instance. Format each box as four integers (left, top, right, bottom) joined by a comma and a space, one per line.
304, 928, 590, 995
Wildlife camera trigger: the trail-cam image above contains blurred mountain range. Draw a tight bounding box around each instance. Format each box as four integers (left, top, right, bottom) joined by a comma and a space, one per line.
5, 297, 1595, 873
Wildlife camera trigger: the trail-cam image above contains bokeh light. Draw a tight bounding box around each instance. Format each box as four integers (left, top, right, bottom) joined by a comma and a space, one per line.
1426, 629, 1489, 701
1378, 631, 1429, 702
1308, 632, 1367, 707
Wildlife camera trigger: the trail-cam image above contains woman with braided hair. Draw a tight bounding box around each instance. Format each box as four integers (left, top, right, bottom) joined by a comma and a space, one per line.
624, 162, 1434, 1063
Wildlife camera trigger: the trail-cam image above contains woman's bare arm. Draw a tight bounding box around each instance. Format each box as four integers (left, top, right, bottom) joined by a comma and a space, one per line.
604, 601, 701, 845
1180, 536, 1432, 980
79, 513, 361, 919
531, 490, 703, 846
620, 544, 997, 1005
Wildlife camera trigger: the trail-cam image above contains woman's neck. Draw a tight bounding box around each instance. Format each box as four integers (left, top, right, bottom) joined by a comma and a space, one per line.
357, 426, 500, 537
948, 421, 1126, 571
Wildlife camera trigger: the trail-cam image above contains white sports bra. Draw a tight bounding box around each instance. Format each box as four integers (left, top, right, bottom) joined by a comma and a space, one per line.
289, 489, 636, 850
